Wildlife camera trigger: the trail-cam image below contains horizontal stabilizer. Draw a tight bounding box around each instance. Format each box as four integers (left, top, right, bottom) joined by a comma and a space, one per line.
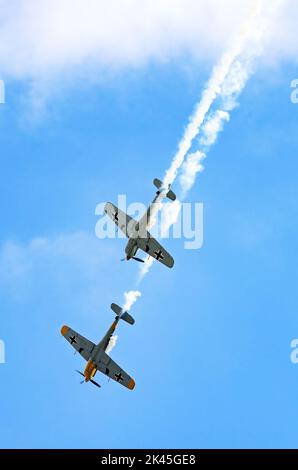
111, 303, 122, 316
121, 311, 135, 325
153, 178, 176, 201
166, 189, 176, 201
153, 178, 163, 190
111, 303, 135, 325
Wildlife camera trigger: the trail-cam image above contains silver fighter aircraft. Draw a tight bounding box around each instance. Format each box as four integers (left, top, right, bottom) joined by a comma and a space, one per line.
61, 303, 135, 390
105, 178, 176, 268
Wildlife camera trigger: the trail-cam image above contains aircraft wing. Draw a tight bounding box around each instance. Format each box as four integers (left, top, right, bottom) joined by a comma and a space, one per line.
104, 202, 136, 238
137, 235, 174, 268
96, 351, 135, 390
61, 326, 95, 362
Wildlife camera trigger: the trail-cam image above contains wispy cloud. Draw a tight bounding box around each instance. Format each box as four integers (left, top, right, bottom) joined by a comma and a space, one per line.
0, 231, 113, 313
0, 1, 253, 80
0, 0, 293, 85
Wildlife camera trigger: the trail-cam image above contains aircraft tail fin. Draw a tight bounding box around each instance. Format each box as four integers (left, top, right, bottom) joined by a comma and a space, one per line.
153, 178, 176, 201
110, 303, 135, 325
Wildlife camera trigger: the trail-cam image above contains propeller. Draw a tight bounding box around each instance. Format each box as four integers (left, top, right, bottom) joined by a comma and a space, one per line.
75, 370, 86, 384
76, 370, 85, 383
121, 256, 144, 263
75, 370, 101, 388
90, 379, 101, 388
132, 257, 145, 263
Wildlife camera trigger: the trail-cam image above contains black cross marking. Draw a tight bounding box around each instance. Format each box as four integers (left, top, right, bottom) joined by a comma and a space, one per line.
154, 249, 164, 261
70, 335, 77, 345
113, 212, 119, 222
115, 372, 124, 382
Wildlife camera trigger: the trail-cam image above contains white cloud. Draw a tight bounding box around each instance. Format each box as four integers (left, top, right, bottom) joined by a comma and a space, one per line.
0, 0, 294, 83
0, 232, 102, 281
0, 231, 113, 311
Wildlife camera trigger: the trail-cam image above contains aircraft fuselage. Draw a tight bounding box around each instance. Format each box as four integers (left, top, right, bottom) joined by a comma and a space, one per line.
83, 318, 119, 382
125, 237, 138, 260
124, 191, 164, 261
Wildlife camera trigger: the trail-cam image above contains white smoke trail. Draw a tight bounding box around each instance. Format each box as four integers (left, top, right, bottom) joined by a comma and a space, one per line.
138, 255, 154, 278
107, 290, 141, 352
177, 0, 284, 197
123, 290, 141, 311
200, 111, 230, 147
139, 1, 263, 278
139, 0, 283, 280
163, 0, 265, 188
106, 334, 118, 354
179, 151, 206, 199
177, 109, 229, 199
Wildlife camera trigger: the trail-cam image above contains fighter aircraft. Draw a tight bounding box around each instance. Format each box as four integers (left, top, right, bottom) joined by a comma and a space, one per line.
61, 303, 135, 390
105, 178, 176, 268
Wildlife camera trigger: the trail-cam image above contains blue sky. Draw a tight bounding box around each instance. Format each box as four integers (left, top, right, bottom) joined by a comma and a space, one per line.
0, 1, 298, 449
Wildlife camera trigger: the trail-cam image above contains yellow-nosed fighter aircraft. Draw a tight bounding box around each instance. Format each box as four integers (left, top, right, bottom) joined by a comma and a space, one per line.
61, 303, 135, 390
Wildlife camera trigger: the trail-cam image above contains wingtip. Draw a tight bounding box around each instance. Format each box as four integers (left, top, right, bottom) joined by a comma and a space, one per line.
61, 325, 69, 336
128, 378, 136, 390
